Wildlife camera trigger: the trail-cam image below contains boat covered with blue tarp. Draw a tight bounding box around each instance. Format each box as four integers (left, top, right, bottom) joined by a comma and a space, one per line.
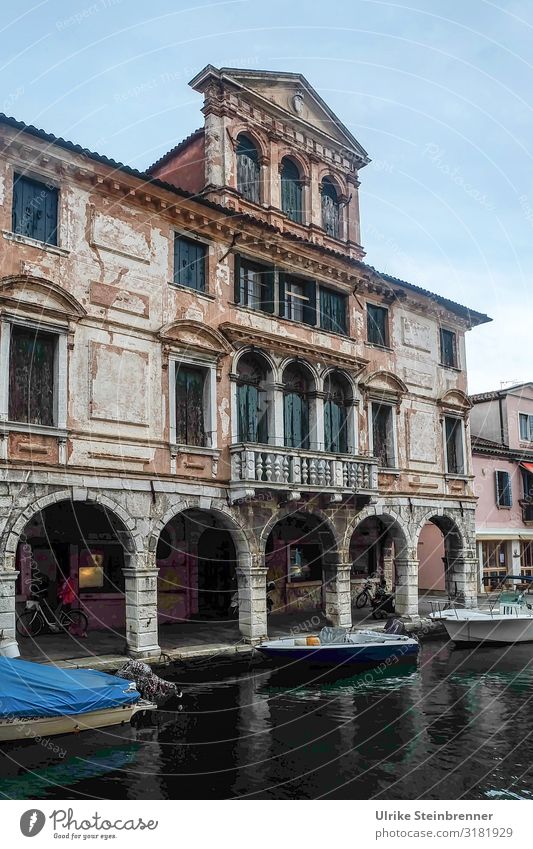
0, 657, 140, 718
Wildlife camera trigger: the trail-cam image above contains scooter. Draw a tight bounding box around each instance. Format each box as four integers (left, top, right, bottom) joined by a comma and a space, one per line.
371, 586, 395, 619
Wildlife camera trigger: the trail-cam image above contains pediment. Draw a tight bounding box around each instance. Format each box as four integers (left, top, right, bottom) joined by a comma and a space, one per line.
439, 389, 472, 412
191, 66, 370, 163
0, 276, 86, 321
159, 320, 234, 356
362, 370, 408, 398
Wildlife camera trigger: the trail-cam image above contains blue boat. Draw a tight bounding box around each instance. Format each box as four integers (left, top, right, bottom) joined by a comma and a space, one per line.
0, 657, 155, 741
256, 627, 419, 668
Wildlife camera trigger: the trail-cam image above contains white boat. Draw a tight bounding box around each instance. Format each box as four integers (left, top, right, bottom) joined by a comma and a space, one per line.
431, 578, 533, 644
0, 701, 156, 742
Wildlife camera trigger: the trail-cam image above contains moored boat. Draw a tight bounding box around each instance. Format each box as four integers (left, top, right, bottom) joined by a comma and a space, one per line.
0, 657, 156, 742
256, 626, 419, 667
430, 577, 533, 644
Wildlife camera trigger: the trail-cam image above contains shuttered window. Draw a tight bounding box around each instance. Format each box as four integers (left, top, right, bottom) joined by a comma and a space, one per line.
372, 403, 395, 467
444, 417, 465, 475
324, 397, 348, 453
9, 326, 56, 425
234, 256, 274, 313
440, 328, 457, 368
321, 178, 341, 238
175, 365, 206, 446
367, 304, 389, 347
283, 364, 310, 449
12, 173, 58, 245
236, 134, 260, 203
173, 235, 206, 291
279, 274, 316, 326
237, 383, 268, 443
280, 159, 303, 224
519, 413, 533, 441
319, 287, 347, 334
495, 470, 512, 507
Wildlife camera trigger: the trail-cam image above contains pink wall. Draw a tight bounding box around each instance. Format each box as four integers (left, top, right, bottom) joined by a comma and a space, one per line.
473, 454, 524, 529
506, 389, 533, 449
418, 523, 445, 591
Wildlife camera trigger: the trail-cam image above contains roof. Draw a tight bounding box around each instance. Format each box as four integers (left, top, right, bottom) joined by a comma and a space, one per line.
146, 127, 204, 174
189, 65, 371, 164
471, 382, 533, 404
0, 111, 490, 327
471, 434, 533, 462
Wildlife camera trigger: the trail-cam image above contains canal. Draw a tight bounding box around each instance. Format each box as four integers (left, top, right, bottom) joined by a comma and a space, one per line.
1, 640, 532, 800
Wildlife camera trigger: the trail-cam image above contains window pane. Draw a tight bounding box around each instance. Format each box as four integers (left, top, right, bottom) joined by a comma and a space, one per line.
174, 236, 206, 291
367, 305, 388, 346
445, 417, 464, 474
372, 404, 394, 466
9, 326, 55, 425
175, 366, 206, 446
12, 174, 58, 245
236, 135, 260, 203
440, 329, 457, 368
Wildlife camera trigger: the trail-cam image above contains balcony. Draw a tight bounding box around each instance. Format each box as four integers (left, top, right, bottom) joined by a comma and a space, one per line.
229, 443, 379, 502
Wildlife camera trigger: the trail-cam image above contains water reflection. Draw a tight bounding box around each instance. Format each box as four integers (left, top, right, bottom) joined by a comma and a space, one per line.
1, 642, 532, 800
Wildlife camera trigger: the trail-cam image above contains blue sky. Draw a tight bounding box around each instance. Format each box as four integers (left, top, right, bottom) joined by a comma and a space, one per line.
2, 0, 532, 392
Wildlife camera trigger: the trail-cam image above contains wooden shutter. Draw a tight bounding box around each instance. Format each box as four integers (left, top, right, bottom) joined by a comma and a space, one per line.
174, 236, 206, 291
261, 268, 275, 313
233, 254, 241, 304
278, 272, 286, 318
302, 280, 316, 326
175, 366, 205, 446
12, 175, 58, 245
9, 327, 55, 425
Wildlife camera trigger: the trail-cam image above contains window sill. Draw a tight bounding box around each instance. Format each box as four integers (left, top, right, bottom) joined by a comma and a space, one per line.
378, 467, 401, 476
2, 230, 69, 257
0, 421, 67, 438
444, 473, 470, 481
171, 444, 220, 456
439, 363, 462, 373
364, 341, 392, 352
232, 303, 350, 338
168, 282, 215, 301
496, 505, 512, 510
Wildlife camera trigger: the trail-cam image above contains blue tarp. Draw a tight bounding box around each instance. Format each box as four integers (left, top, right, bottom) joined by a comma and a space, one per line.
0, 657, 139, 718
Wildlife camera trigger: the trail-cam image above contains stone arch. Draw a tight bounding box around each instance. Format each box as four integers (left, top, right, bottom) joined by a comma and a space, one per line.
412, 508, 467, 553
343, 505, 411, 563
2, 489, 141, 566
230, 124, 269, 162
280, 357, 319, 390
320, 366, 357, 398
277, 149, 311, 181
413, 508, 477, 606
260, 504, 341, 557
231, 346, 278, 382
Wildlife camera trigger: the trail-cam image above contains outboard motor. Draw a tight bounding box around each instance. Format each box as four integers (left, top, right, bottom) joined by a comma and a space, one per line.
384, 617, 408, 636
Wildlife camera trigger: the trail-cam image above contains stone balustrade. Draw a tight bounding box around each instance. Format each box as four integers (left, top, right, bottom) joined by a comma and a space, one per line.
230, 443, 378, 500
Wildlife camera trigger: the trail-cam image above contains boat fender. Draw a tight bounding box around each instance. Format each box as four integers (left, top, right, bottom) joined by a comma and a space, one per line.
306, 636, 320, 646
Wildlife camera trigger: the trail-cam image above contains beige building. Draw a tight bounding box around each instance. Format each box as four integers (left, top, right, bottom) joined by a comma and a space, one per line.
0, 67, 490, 657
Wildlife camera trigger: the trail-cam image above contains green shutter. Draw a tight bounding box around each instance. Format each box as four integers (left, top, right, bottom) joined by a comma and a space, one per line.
278, 272, 286, 318
234, 254, 241, 303
262, 268, 275, 313
303, 280, 316, 326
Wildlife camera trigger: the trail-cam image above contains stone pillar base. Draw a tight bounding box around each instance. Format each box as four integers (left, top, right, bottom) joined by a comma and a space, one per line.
394, 558, 419, 617
324, 564, 352, 629
237, 565, 268, 641
123, 567, 161, 658
0, 570, 19, 644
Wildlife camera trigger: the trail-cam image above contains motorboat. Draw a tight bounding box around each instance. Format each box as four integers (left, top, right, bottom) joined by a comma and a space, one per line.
256, 626, 419, 667
0, 657, 156, 742
430, 576, 533, 644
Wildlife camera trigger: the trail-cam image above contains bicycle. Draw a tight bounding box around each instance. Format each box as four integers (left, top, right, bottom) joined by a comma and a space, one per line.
354, 580, 377, 609
16, 599, 88, 638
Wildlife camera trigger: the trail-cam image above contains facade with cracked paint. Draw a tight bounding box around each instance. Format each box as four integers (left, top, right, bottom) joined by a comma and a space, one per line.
0, 66, 490, 657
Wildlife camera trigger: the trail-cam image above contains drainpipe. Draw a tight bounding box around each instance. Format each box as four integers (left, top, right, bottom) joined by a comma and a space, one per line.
498, 394, 505, 445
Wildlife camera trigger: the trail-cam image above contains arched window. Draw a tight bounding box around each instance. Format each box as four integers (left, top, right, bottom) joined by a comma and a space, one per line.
324, 372, 349, 454
236, 353, 268, 443
321, 177, 341, 239
280, 158, 303, 224
236, 134, 260, 203
283, 362, 310, 449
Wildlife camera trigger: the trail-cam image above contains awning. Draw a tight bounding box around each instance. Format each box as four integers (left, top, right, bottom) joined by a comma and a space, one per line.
521, 462, 533, 474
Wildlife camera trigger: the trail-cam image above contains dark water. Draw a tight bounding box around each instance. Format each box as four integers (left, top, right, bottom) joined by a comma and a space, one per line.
2, 640, 533, 800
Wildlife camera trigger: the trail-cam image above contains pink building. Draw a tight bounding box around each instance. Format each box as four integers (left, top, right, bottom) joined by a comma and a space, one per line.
470, 383, 533, 591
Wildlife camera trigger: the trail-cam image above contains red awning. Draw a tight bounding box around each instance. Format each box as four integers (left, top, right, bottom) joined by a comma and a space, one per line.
521, 462, 533, 474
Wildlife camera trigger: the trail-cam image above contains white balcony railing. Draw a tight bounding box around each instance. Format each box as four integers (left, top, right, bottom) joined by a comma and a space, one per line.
230, 443, 378, 500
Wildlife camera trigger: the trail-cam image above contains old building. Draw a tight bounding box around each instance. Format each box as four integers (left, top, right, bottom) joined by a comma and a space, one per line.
0, 66, 490, 657
469, 383, 533, 589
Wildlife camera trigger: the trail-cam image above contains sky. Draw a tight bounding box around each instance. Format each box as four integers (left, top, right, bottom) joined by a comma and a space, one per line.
1, 0, 532, 392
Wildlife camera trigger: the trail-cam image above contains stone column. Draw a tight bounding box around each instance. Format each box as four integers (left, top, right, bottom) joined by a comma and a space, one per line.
394, 558, 419, 617
236, 558, 268, 642
0, 570, 18, 644
324, 563, 352, 629
123, 556, 161, 659
382, 541, 394, 589
447, 550, 478, 608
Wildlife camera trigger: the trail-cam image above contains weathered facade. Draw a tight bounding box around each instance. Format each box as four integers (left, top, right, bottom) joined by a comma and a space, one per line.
0, 66, 490, 657
470, 383, 533, 590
